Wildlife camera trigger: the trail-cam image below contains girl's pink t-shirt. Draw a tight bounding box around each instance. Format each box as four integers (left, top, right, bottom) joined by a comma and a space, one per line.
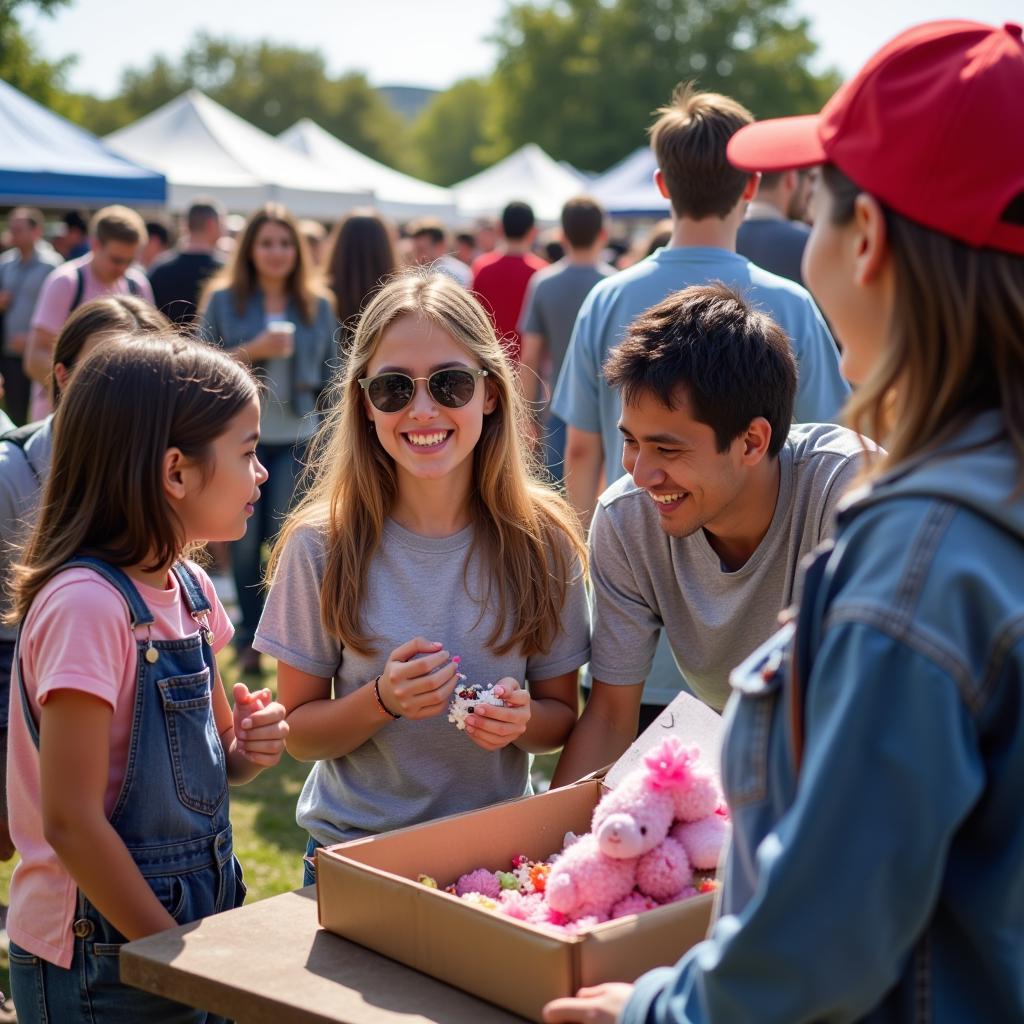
7, 563, 233, 968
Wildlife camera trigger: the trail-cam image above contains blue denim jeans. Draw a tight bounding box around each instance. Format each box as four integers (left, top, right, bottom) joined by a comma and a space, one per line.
302, 834, 323, 888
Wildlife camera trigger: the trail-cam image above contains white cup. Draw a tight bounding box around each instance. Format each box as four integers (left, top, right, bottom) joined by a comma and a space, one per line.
267, 320, 295, 356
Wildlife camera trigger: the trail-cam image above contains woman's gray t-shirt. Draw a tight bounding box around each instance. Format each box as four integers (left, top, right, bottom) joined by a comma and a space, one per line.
254, 518, 590, 845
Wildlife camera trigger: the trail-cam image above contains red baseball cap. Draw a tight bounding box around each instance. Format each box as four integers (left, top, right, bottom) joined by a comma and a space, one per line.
727, 20, 1024, 255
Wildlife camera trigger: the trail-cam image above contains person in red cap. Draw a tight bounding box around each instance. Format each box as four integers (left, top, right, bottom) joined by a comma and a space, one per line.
544, 18, 1024, 1024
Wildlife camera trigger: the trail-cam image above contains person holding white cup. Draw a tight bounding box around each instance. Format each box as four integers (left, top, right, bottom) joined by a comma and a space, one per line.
199, 204, 338, 674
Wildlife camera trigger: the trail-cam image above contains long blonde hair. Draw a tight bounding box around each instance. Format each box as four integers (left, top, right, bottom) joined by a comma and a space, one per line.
821, 166, 1024, 477
267, 272, 586, 658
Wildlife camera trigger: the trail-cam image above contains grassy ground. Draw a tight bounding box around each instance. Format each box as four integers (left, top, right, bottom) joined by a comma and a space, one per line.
0, 648, 559, 1015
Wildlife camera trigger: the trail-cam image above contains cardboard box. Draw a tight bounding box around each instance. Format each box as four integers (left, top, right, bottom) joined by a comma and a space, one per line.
316, 693, 722, 1023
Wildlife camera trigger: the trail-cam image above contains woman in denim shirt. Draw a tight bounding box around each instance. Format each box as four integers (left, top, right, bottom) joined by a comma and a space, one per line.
200, 204, 337, 671
545, 19, 1024, 1024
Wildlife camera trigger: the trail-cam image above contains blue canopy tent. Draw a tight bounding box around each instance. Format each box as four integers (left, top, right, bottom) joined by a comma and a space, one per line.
589, 147, 669, 218
0, 79, 166, 207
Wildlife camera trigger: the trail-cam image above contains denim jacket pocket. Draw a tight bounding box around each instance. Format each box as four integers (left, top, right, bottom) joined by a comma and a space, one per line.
157, 669, 227, 816
721, 625, 791, 810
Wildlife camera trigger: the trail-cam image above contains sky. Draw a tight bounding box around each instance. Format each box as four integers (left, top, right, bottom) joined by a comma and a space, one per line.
22, 0, 1024, 98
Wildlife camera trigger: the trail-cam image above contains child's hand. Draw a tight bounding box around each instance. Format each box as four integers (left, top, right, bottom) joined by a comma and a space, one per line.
465, 677, 530, 751
232, 683, 289, 766
378, 637, 461, 720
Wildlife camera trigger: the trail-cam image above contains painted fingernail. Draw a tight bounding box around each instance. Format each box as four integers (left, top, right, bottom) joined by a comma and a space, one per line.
452, 656, 461, 663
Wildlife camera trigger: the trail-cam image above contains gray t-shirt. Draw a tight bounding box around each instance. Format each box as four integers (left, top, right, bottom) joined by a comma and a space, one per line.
519, 260, 616, 378
589, 424, 870, 711
253, 517, 590, 845
0, 417, 53, 642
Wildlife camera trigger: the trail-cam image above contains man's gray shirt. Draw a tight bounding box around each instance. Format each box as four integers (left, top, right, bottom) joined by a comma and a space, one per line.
589, 424, 871, 710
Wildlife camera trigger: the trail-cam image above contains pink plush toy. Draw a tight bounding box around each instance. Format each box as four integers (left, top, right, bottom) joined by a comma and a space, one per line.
545, 737, 701, 920
671, 813, 731, 871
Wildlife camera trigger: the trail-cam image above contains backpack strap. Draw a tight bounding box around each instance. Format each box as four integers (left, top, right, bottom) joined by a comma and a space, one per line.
0, 419, 46, 484
127, 275, 140, 297
70, 265, 86, 313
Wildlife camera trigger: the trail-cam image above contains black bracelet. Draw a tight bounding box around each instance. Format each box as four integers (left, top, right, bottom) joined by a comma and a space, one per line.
373, 675, 401, 720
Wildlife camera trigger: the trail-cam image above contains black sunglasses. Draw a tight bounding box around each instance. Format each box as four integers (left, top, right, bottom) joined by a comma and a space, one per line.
358, 367, 489, 413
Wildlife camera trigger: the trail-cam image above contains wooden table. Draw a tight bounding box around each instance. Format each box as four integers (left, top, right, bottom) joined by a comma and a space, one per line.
121, 886, 527, 1024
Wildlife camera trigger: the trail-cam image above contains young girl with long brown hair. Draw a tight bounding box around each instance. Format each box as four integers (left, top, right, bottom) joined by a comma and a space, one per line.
6, 336, 289, 1023
254, 272, 589, 883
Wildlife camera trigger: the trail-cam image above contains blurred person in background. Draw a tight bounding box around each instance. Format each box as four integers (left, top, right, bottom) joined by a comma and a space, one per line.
148, 198, 225, 327
199, 202, 338, 674
737, 168, 813, 285
141, 216, 173, 270
325, 210, 399, 355
520, 197, 614, 482
409, 219, 472, 286
471, 201, 546, 363
0, 208, 61, 425
52, 210, 89, 261
0, 295, 171, 863
474, 218, 498, 254
25, 206, 153, 418
299, 218, 328, 267
454, 231, 477, 266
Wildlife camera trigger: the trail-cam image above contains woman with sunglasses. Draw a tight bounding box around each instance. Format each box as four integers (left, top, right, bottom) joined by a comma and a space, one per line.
254, 272, 589, 882
544, 19, 1024, 1024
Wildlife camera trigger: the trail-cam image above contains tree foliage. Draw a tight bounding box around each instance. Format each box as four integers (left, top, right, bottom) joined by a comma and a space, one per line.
75, 34, 408, 168
486, 0, 840, 172
407, 78, 493, 186
0, 0, 80, 117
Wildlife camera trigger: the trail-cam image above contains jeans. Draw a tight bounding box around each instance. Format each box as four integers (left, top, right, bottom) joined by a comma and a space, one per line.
302, 834, 323, 888
231, 440, 307, 650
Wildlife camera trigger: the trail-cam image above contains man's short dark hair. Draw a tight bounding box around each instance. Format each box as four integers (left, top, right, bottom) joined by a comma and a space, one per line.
501, 201, 535, 240
187, 198, 224, 233
561, 196, 605, 249
604, 283, 796, 457
410, 219, 447, 246
145, 218, 171, 247
63, 210, 87, 234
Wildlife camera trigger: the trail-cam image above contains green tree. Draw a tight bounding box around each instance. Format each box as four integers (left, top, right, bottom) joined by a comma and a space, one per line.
76, 33, 408, 168
407, 77, 493, 186
0, 0, 79, 117
487, 0, 840, 172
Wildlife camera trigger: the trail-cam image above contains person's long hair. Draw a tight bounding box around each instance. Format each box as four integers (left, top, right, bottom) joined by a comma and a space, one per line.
267, 271, 587, 658
201, 203, 325, 325
822, 165, 1024, 476
8, 337, 257, 622
51, 294, 172, 403
325, 210, 398, 345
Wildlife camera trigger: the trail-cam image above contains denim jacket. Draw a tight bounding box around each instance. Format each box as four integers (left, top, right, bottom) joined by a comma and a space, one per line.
624, 411, 1024, 1024
200, 288, 337, 417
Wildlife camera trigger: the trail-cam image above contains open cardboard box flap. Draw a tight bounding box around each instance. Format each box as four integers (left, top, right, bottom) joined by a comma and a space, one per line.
316, 691, 722, 1022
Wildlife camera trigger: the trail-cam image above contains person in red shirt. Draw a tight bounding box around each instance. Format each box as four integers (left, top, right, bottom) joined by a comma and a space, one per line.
471, 201, 547, 363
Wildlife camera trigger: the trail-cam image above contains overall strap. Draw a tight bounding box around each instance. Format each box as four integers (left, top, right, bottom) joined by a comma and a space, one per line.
13, 632, 40, 748
12, 555, 157, 749
170, 561, 212, 615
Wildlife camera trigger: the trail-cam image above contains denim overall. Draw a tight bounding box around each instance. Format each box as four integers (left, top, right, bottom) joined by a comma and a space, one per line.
9, 557, 245, 1024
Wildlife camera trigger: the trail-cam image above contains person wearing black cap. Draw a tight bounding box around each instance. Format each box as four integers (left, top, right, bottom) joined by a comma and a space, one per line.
544, 19, 1024, 1024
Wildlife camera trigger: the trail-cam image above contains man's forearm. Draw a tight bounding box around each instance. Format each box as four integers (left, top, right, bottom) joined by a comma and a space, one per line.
24, 327, 55, 383
551, 691, 639, 789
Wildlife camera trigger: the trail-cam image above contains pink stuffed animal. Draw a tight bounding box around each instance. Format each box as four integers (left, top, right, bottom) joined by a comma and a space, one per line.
545, 737, 700, 920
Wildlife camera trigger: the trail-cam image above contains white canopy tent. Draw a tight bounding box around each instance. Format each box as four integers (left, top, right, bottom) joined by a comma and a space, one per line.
451, 143, 587, 223
105, 91, 372, 219
279, 118, 456, 223
589, 147, 670, 218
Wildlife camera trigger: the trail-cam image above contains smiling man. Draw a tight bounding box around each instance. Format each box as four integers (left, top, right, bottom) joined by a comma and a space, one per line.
551, 283, 872, 787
